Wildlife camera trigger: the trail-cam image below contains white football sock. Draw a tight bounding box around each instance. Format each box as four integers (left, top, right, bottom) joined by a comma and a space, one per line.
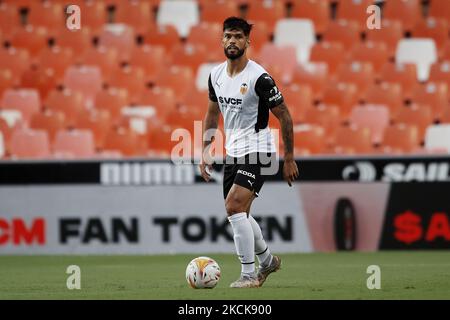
228, 212, 255, 275
248, 215, 272, 267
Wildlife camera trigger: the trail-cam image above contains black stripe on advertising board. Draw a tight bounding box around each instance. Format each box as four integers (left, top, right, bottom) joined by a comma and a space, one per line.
0, 155, 449, 185
379, 182, 450, 249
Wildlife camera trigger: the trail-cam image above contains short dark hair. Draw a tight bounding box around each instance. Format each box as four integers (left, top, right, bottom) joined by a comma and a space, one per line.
223, 17, 253, 37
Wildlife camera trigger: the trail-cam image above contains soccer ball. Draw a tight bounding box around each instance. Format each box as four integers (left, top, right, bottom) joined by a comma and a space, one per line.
185, 256, 221, 289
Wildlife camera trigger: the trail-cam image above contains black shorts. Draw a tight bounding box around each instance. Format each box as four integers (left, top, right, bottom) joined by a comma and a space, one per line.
223, 152, 276, 199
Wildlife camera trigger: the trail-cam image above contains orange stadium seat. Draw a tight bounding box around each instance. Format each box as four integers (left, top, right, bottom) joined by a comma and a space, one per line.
364, 83, 404, 117
304, 104, 341, 143
53, 129, 96, 158
323, 20, 360, 49
76, 108, 112, 149
45, 89, 85, 127
310, 41, 346, 75
166, 105, 203, 134
127, 45, 166, 84
380, 63, 418, 99
30, 110, 67, 143
9, 128, 50, 159
98, 24, 136, 61
147, 123, 177, 155
429, 61, 450, 89
258, 43, 297, 83
293, 124, 327, 154
54, 27, 93, 55
429, 0, 450, 23
349, 42, 389, 75
10, 25, 49, 55
383, 0, 422, 32
282, 84, 313, 124
109, 66, 146, 104
201, 1, 240, 24
246, 0, 286, 31
170, 43, 209, 74
336, 0, 373, 31
290, 0, 330, 34
382, 123, 420, 153
336, 61, 375, 98
412, 18, 449, 55
187, 22, 222, 51
245, 22, 271, 57
103, 126, 145, 157
395, 104, 433, 141
63, 65, 103, 104
349, 105, 390, 144
334, 125, 373, 154
443, 106, 450, 123
114, 0, 155, 35
181, 85, 209, 111
20, 66, 58, 101
27, 1, 65, 32
157, 66, 194, 103
0, 47, 31, 81
0, 70, 16, 98
292, 62, 328, 100
138, 86, 177, 120
144, 25, 181, 52
411, 82, 448, 120
95, 87, 130, 123
0, 3, 21, 35
322, 82, 359, 119
37, 46, 74, 80
75, 1, 107, 35
81, 46, 120, 79
1, 89, 41, 123
365, 20, 404, 59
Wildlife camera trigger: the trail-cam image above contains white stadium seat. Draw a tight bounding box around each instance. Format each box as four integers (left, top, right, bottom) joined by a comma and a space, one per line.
396, 38, 437, 81
196, 62, 220, 91
274, 18, 316, 64
425, 124, 450, 153
157, 0, 199, 38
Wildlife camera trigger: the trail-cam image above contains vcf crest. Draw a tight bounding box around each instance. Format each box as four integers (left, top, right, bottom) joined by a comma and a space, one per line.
240, 83, 248, 95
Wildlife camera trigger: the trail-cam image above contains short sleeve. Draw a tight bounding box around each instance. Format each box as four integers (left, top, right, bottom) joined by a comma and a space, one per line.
254, 73, 284, 109
208, 74, 218, 102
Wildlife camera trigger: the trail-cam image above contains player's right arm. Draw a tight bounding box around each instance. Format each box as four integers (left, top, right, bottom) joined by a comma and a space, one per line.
199, 75, 221, 182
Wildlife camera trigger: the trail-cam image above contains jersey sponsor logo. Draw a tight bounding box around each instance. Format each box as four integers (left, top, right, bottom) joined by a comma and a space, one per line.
240, 83, 248, 95
218, 96, 243, 105
237, 169, 256, 179
268, 86, 282, 102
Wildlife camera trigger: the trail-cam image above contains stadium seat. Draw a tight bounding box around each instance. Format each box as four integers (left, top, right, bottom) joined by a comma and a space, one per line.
382, 123, 420, 153
429, 61, 450, 89
412, 18, 449, 56
27, 1, 65, 31
364, 83, 404, 117
365, 19, 404, 59
0, 69, 16, 98
0, 3, 21, 35
9, 128, 51, 159
170, 43, 209, 74
53, 129, 96, 158
10, 25, 50, 55
147, 123, 176, 155
304, 103, 341, 143
157, 0, 199, 38
380, 63, 418, 99
138, 86, 177, 120
166, 105, 203, 134
310, 41, 346, 75
63, 65, 103, 105
114, 0, 155, 35
81, 46, 120, 79
274, 18, 316, 64
201, 1, 240, 24
396, 39, 437, 82
54, 27, 93, 55
45, 89, 85, 127
429, 0, 450, 23
157, 66, 194, 104
246, 0, 285, 32
336, 61, 375, 98
20, 66, 58, 102
349, 104, 390, 144
384, 0, 422, 32
246, 22, 271, 57
282, 84, 313, 124
30, 110, 67, 142
395, 104, 434, 141
0, 117, 13, 152
196, 63, 221, 92
180, 84, 209, 112
411, 82, 448, 120
103, 126, 145, 157
292, 62, 328, 100
95, 87, 130, 123
109, 66, 146, 104
323, 20, 360, 49
37, 46, 74, 80
0, 47, 31, 81
258, 43, 298, 84
127, 45, 166, 84
98, 24, 136, 61
144, 25, 180, 52
290, 0, 329, 34
187, 22, 222, 51
349, 41, 389, 75
425, 124, 450, 153
72, 0, 107, 35
293, 124, 327, 154
322, 82, 359, 119
1, 89, 41, 123
336, 0, 373, 31
334, 124, 373, 154
76, 108, 112, 149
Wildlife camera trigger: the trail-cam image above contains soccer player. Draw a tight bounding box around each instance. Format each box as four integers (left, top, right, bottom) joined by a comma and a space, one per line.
199, 17, 299, 288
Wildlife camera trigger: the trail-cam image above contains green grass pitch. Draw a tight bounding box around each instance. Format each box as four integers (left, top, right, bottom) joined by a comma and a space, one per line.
0, 251, 449, 300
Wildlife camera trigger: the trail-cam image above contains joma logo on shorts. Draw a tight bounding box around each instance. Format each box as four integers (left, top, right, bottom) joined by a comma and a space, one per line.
237, 170, 256, 179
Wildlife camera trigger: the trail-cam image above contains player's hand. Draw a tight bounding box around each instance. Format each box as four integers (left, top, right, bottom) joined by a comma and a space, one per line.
283, 159, 299, 187
199, 162, 213, 182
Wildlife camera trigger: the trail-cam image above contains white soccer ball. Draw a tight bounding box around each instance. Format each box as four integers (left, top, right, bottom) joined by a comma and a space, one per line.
185, 256, 221, 289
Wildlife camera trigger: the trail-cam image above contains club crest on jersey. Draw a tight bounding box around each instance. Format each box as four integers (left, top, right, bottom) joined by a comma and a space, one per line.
240, 83, 248, 95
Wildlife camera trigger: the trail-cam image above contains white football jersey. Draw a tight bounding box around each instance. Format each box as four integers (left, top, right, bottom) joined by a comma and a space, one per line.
208, 60, 284, 157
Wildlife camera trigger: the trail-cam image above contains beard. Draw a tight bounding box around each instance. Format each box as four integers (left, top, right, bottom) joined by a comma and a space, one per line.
224, 46, 245, 60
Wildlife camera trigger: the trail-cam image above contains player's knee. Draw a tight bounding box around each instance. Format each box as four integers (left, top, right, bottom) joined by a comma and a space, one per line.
225, 197, 247, 216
